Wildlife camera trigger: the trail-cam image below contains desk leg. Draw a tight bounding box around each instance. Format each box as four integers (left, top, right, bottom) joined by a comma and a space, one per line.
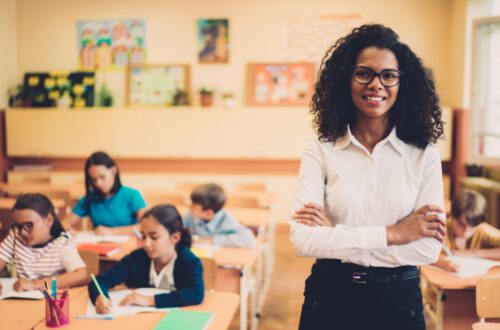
240, 266, 249, 330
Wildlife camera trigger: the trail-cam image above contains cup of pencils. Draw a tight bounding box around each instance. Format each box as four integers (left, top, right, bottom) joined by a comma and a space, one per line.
40, 284, 70, 328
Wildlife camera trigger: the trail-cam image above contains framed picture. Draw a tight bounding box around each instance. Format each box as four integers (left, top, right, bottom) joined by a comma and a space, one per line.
198, 19, 229, 63
127, 64, 191, 107
246, 62, 316, 106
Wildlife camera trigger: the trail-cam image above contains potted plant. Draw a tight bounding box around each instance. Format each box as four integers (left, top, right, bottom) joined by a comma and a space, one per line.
199, 87, 214, 107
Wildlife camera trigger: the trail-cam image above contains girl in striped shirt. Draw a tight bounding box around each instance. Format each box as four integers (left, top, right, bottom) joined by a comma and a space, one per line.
0, 193, 89, 293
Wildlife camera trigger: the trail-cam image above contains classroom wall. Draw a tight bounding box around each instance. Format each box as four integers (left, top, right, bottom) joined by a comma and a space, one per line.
0, 0, 18, 109
16, 0, 456, 106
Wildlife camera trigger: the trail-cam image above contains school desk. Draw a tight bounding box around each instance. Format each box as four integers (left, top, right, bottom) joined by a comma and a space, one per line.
33, 290, 239, 330
473, 323, 500, 330
421, 265, 500, 330
0, 285, 86, 330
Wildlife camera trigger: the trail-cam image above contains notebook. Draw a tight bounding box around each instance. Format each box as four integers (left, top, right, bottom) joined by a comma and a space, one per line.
78, 243, 120, 257
0, 278, 44, 300
85, 288, 171, 318
191, 244, 220, 258
153, 309, 214, 330
436, 256, 500, 278
75, 232, 130, 244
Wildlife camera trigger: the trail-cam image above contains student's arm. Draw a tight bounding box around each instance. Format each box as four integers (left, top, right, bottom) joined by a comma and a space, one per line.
0, 259, 5, 293
63, 196, 87, 234
153, 255, 204, 308
88, 254, 132, 304
454, 248, 500, 260
13, 268, 90, 292
432, 253, 459, 272
212, 215, 256, 248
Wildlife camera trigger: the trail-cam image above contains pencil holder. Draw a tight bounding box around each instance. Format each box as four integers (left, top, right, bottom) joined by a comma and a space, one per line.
45, 292, 70, 328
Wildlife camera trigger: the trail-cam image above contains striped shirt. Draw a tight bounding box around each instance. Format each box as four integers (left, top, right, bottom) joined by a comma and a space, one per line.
0, 229, 86, 279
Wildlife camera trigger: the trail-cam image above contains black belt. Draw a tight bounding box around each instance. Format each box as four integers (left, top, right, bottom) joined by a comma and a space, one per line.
315, 259, 419, 285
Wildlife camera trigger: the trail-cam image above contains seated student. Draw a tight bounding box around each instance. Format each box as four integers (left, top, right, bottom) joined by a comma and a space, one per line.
0, 194, 89, 293
183, 183, 256, 248
88, 204, 204, 312
434, 189, 500, 272
64, 151, 147, 236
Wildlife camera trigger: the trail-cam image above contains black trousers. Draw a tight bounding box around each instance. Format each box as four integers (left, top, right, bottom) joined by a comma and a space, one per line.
298, 260, 425, 330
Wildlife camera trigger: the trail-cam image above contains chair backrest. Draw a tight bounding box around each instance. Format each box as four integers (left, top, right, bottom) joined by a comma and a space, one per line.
225, 196, 260, 208
476, 276, 500, 320
0, 209, 14, 242
233, 183, 267, 192
79, 249, 100, 275
200, 257, 216, 291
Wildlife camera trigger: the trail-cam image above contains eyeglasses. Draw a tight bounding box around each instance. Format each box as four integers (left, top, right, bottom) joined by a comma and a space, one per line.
351, 66, 404, 87
12, 221, 35, 233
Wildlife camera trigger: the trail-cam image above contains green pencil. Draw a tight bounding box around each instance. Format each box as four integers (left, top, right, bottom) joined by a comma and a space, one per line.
90, 273, 107, 299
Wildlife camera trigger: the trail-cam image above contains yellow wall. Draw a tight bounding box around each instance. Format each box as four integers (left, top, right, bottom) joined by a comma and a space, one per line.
16, 0, 456, 106
0, 0, 18, 108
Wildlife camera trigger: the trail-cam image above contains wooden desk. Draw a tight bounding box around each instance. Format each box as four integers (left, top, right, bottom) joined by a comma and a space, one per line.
421, 265, 500, 330
33, 290, 239, 330
0, 285, 86, 330
473, 323, 500, 330
0, 197, 66, 210
78, 236, 138, 274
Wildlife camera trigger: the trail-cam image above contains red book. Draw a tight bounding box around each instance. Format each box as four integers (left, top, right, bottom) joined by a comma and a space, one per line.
78, 243, 120, 257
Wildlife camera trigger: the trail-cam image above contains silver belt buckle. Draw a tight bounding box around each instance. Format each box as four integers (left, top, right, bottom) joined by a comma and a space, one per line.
352, 272, 367, 284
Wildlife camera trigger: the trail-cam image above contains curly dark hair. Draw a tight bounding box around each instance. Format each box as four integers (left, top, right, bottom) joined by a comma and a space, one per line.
311, 24, 444, 149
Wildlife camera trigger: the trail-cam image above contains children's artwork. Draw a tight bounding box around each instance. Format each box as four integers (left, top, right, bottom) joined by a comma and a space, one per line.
77, 19, 146, 70
198, 19, 229, 63
95, 69, 127, 107
282, 14, 360, 65
246, 63, 315, 106
127, 65, 190, 106
23, 71, 95, 108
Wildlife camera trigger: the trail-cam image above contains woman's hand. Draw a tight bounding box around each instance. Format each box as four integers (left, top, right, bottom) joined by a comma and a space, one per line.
440, 258, 460, 273
95, 295, 112, 314
94, 226, 114, 236
13, 278, 39, 292
119, 291, 154, 307
293, 203, 333, 227
386, 205, 445, 245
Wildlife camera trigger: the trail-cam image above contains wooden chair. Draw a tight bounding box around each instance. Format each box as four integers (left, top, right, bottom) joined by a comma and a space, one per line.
233, 183, 267, 192
472, 276, 500, 330
200, 257, 216, 291
79, 249, 100, 275
225, 196, 260, 208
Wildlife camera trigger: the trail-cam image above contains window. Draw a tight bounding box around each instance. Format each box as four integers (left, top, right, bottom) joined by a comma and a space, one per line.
471, 16, 500, 160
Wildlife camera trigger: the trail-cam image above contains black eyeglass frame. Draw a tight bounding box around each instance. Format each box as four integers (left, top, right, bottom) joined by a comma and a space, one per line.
350, 66, 404, 87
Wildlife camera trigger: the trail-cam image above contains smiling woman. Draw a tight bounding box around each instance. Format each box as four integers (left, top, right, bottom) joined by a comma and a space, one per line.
290, 24, 446, 330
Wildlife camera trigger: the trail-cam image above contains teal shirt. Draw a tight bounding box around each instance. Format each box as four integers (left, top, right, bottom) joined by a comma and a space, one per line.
73, 186, 146, 228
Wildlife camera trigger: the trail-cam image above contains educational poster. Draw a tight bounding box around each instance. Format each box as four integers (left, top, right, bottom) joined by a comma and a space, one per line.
127, 65, 190, 106
77, 19, 146, 70
282, 14, 360, 65
246, 63, 315, 106
23, 71, 95, 108
198, 19, 229, 63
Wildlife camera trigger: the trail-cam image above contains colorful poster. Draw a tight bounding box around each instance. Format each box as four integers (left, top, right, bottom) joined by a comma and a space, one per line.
77, 19, 146, 70
246, 63, 315, 106
198, 19, 229, 63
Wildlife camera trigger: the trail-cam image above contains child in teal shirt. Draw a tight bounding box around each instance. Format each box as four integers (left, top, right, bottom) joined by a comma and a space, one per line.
64, 151, 146, 235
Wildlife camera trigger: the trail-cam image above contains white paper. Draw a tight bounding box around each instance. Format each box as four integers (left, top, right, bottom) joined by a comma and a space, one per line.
0, 278, 44, 300
191, 243, 221, 258
441, 256, 500, 278
75, 232, 130, 244
86, 288, 171, 318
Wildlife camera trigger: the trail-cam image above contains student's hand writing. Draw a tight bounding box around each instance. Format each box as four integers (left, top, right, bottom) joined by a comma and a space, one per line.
13, 278, 39, 291
293, 203, 333, 227
94, 226, 114, 236
441, 257, 460, 273
119, 291, 155, 307
95, 295, 112, 314
386, 205, 446, 245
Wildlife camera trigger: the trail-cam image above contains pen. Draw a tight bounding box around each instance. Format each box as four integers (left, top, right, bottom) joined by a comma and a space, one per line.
90, 273, 109, 308
442, 244, 453, 258
51, 276, 57, 299
76, 315, 114, 320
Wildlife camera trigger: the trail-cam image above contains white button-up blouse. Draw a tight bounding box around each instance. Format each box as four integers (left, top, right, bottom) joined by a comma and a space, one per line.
290, 127, 445, 267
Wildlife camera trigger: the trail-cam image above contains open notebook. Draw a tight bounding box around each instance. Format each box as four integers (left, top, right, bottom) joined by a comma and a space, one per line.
85, 288, 171, 318
436, 256, 500, 278
75, 232, 130, 244
0, 278, 44, 300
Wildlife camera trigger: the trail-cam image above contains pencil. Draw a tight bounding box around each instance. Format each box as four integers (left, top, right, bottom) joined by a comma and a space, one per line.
442, 244, 453, 258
